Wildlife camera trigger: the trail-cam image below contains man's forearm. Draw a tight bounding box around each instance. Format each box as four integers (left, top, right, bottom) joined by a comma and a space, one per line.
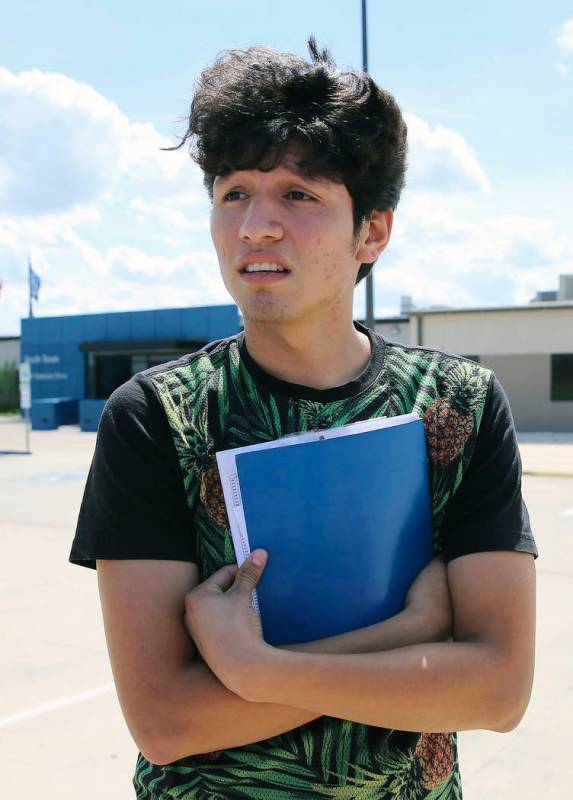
283, 605, 447, 655
146, 607, 444, 764
144, 658, 318, 764
245, 640, 523, 734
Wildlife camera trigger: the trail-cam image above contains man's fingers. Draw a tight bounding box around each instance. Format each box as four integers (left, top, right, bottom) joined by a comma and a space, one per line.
201, 563, 238, 592
234, 550, 268, 593
185, 552, 267, 615
184, 565, 237, 623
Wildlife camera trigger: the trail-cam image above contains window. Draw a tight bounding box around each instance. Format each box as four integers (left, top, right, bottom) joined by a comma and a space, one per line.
551, 354, 573, 401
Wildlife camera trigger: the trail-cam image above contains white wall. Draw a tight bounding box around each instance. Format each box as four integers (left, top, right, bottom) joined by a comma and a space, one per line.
413, 307, 573, 355
480, 353, 573, 433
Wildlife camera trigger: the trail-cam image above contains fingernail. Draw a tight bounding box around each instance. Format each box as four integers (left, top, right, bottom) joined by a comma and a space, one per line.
251, 552, 262, 566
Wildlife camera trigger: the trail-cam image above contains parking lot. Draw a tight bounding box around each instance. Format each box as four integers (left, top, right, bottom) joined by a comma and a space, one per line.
1, 416, 572, 799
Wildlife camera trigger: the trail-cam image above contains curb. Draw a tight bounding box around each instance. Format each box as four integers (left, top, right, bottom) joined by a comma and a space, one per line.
522, 469, 573, 478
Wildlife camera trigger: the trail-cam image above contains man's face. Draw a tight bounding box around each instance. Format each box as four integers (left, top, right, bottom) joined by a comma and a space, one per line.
210, 147, 368, 328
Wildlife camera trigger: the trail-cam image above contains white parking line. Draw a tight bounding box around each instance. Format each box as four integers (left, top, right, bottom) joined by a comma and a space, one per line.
0, 683, 114, 730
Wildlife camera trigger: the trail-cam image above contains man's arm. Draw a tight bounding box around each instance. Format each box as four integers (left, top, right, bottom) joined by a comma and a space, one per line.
97, 556, 451, 766
206, 550, 535, 733
98, 558, 314, 766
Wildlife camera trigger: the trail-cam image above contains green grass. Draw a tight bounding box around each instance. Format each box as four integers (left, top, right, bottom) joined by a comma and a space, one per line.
0, 363, 19, 412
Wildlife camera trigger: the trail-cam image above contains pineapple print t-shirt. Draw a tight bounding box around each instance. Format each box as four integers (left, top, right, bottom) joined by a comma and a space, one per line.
70, 321, 537, 800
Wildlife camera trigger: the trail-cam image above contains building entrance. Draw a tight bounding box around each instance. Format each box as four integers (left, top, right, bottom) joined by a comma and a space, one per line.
81, 339, 206, 399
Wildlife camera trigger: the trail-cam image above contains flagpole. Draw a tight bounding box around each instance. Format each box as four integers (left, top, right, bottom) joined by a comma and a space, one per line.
28, 257, 33, 318
361, 0, 375, 332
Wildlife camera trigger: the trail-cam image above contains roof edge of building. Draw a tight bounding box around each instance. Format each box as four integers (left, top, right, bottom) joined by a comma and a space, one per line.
409, 301, 573, 316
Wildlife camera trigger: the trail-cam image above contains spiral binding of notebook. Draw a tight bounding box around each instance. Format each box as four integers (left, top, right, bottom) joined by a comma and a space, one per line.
229, 472, 260, 616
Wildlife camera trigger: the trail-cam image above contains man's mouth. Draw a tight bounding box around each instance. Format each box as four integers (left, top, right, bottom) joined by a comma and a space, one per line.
241, 262, 290, 274
239, 262, 291, 283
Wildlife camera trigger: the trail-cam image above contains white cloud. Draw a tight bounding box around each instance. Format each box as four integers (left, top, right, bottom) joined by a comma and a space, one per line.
130, 198, 210, 231
555, 62, 568, 76
106, 245, 219, 279
0, 68, 216, 334
368, 194, 573, 315
0, 67, 199, 216
404, 113, 490, 194
0, 68, 121, 214
557, 19, 573, 53
0, 219, 231, 332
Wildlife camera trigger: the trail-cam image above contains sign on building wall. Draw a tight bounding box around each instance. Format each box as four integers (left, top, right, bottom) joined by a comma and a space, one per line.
18, 361, 31, 410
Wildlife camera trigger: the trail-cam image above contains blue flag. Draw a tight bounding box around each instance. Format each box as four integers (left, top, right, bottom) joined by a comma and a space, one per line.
29, 261, 41, 300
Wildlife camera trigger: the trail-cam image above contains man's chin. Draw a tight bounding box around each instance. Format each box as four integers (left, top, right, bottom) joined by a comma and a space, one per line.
240, 298, 295, 325
242, 312, 292, 326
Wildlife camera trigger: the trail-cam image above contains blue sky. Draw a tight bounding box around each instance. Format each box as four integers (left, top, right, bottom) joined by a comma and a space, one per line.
1, 0, 572, 335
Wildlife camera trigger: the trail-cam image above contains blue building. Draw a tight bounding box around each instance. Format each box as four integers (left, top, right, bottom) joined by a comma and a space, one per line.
20, 304, 241, 431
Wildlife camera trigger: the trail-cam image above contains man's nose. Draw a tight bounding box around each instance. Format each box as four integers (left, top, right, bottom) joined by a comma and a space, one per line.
239, 196, 284, 243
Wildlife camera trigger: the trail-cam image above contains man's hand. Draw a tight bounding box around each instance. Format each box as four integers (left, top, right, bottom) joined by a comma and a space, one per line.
404, 556, 452, 642
183, 550, 273, 697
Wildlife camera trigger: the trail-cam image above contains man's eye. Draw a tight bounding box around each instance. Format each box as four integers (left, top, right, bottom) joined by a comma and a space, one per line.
223, 190, 246, 201
287, 190, 313, 201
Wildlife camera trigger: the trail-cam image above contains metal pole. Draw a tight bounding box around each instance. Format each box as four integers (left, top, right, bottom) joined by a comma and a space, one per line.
28, 258, 33, 318
25, 407, 30, 452
362, 0, 368, 72
361, 0, 375, 332
19, 360, 32, 454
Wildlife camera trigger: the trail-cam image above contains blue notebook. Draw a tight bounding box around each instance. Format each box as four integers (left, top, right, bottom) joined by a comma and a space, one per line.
233, 416, 434, 647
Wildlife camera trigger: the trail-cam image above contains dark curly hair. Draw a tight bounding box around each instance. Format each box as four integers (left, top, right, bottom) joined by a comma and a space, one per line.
169, 37, 407, 285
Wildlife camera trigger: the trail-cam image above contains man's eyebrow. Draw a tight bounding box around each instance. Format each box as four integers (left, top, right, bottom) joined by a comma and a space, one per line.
214, 164, 329, 186
280, 163, 329, 183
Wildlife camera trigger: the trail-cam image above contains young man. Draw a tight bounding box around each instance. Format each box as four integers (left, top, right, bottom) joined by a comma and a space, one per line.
70, 39, 537, 798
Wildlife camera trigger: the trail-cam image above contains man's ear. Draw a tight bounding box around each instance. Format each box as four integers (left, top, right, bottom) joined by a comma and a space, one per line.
355, 209, 393, 264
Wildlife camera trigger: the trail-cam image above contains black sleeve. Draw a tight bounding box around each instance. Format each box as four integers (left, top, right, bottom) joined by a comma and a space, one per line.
440, 373, 538, 563
69, 374, 197, 570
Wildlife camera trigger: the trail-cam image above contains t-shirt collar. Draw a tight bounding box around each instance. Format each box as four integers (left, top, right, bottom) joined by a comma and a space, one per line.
238, 320, 386, 402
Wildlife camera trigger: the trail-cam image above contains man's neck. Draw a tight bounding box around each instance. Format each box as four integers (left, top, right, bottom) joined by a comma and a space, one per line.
242, 318, 372, 391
